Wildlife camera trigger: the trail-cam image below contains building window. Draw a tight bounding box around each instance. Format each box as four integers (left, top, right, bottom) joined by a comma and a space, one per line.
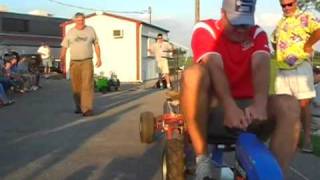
2, 18, 29, 32
113, 29, 123, 39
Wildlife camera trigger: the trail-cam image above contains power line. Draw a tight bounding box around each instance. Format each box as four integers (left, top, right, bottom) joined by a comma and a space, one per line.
48, 0, 147, 14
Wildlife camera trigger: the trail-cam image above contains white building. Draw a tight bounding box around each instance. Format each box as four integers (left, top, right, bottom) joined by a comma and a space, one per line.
61, 12, 170, 82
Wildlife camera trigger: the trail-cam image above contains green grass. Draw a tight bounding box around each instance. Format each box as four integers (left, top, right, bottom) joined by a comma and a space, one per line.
312, 135, 320, 156
299, 134, 320, 156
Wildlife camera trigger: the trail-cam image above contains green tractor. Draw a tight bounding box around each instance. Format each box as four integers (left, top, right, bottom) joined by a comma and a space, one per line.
94, 72, 120, 93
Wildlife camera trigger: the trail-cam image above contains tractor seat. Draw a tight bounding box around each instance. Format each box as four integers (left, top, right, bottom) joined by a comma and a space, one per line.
206, 107, 238, 147
206, 100, 254, 146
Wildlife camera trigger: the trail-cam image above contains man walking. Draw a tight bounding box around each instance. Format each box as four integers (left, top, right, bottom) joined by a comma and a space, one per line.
271, 0, 320, 152
37, 42, 52, 75
60, 12, 102, 116
148, 33, 174, 89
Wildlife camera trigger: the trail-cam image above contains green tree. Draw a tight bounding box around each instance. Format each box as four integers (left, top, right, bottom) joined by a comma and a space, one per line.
298, 0, 320, 11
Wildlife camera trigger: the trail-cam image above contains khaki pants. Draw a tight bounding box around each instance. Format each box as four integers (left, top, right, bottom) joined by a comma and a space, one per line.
70, 59, 94, 113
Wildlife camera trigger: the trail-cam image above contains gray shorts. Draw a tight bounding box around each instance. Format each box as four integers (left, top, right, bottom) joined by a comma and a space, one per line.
42, 58, 52, 68
207, 99, 275, 144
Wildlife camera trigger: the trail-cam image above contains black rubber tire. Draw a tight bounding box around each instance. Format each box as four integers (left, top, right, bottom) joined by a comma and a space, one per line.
101, 88, 108, 94
139, 111, 155, 143
162, 139, 185, 180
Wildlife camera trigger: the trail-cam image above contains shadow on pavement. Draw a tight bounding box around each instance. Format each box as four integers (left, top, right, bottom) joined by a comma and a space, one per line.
0, 104, 141, 179
0, 80, 160, 179
65, 165, 97, 180
99, 141, 164, 180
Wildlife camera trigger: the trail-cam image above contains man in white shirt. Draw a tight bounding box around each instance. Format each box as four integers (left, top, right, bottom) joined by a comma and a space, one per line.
37, 42, 51, 74
148, 33, 174, 89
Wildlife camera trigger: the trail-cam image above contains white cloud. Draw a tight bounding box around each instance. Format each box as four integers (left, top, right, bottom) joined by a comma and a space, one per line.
29, 9, 53, 17
152, 17, 193, 52
256, 13, 282, 29
255, 13, 282, 36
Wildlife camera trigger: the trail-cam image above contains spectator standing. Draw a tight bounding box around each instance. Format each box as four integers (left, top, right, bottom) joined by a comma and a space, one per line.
60, 12, 102, 116
37, 42, 52, 75
271, 0, 320, 153
148, 33, 174, 89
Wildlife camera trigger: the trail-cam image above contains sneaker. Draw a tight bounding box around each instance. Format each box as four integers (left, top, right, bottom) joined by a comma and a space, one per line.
31, 86, 39, 91
3, 100, 15, 106
159, 83, 164, 89
302, 143, 314, 153
195, 155, 214, 180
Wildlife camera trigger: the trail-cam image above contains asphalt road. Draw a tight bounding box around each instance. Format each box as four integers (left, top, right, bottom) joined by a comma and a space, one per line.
0, 79, 319, 180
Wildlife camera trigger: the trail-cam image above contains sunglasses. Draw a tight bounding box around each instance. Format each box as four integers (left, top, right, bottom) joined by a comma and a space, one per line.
281, 1, 296, 8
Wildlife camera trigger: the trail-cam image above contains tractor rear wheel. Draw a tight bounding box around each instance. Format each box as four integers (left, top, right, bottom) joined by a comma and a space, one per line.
162, 139, 185, 180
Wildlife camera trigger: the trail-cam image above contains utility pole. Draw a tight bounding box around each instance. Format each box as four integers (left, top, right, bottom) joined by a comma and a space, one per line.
148, 6, 152, 24
195, 0, 200, 23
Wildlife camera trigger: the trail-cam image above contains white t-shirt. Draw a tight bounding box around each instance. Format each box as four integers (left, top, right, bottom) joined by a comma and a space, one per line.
37, 46, 51, 59
150, 41, 173, 61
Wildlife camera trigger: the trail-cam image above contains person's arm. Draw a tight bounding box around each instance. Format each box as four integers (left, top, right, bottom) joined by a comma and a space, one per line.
94, 43, 102, 67
247, 52, 270, 122
148, 43, 154, 55
304, 28, 320, 54
201, 55, 247, 129
59, 47, 67, 72
91, 28, 102, 67
252, 52, 270, 104
245, 29, 271, 122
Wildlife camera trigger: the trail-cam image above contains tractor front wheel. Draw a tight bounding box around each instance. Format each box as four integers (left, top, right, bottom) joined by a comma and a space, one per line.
139, 111, 155, 143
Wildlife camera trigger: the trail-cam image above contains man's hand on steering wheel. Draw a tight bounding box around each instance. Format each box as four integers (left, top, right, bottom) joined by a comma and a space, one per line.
224, 103, 250, 130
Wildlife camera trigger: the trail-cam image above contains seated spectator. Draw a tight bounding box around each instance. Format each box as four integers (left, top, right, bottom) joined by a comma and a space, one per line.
4, 52, 40, 92
3, 60, 25, 93
0, 83, 14, 107
17, 57, 39, 91
0, 60, 13, 91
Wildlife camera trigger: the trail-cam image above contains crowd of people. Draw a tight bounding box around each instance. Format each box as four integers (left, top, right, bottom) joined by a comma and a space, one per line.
0, 50, 44, 108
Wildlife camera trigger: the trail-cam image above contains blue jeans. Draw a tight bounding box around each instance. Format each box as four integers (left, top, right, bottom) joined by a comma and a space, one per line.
0, 84, 9, 103
0, 79, 13, 92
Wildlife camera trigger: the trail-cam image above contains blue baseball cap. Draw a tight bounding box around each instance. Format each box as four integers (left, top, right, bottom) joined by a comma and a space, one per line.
222, 0, 256, 26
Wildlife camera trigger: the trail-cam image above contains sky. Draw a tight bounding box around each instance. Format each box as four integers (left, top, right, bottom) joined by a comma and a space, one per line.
0, 0, 290, 51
